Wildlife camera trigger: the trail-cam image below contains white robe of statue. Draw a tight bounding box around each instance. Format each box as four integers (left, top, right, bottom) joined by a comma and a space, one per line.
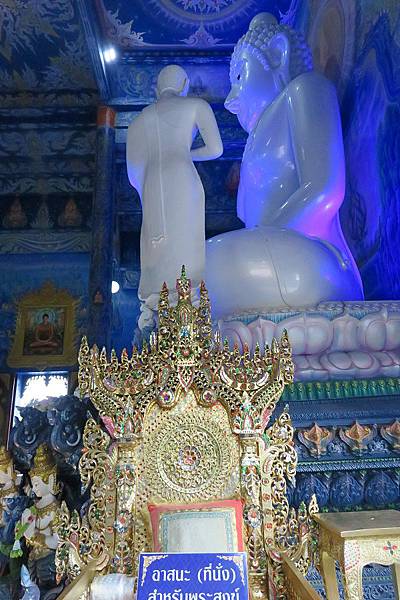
126, 65, 223, 328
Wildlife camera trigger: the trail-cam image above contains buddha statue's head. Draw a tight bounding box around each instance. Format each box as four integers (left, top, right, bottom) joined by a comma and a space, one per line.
156, 65, 189, 99
225, 13, 313, 132
30, 444, 59, 499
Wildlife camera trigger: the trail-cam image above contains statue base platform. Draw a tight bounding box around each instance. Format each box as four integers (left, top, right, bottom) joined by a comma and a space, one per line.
218, 300, 400, 382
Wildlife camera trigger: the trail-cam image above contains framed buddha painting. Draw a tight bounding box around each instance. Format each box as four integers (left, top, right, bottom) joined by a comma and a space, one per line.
22, 308, 65, 356
8, 282, 78, 368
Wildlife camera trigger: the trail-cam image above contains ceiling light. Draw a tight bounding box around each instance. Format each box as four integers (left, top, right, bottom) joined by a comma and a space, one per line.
111, 280, 120, 294
104, 47, 117, 63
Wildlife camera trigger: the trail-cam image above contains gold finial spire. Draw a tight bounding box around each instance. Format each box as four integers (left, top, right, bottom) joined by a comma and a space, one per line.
158, 281, 170, 316
176, 265, 191, 301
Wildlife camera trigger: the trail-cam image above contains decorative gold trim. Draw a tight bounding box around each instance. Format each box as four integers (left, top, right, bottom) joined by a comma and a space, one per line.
381, 420, 400, 450
216, 554, 246, 585
316, 510, 400, 599
140, 554, 168, 587
282, 554, 321, 599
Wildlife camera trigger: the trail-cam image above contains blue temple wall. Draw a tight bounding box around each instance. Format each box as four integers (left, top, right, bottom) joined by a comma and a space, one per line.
0, 0, 98, 371
0, 112, 97, 196
276, 3, 400, 539
0, 0, 98, 109
341, 11, 400, 300
0, 114, 96, 372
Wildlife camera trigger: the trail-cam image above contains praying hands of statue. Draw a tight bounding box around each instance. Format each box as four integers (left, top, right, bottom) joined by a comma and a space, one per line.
20, 507, 36, 539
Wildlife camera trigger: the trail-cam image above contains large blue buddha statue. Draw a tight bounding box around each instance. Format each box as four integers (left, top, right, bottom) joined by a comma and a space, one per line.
206, 13, 363, 318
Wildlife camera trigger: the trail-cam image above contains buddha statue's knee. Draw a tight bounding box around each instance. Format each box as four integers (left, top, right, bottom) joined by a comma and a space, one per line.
206, 227, 363, 318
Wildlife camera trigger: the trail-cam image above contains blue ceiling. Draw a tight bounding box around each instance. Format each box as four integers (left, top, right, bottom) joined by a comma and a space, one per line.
96, 0, 293, 48
0, 0, 295, 108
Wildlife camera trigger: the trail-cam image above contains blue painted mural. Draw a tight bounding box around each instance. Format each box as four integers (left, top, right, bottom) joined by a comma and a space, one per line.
0, 0, 97, 107
91, 0, 299, 104
0, 114, 97, 196
96, 0, 293, 48
293, 0, 400, 301
0, 111, 95, 372
341, 9, 400, 300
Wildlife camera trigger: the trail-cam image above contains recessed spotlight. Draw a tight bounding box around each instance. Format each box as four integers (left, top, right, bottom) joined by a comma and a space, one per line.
104, 47, 117, 63
111, 280, 120, 294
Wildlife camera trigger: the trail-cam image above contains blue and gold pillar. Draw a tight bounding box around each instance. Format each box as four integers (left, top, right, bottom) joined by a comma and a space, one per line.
88, 106, 116, 348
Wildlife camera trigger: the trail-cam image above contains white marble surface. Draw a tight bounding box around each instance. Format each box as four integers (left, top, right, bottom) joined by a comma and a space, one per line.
206, 13, 363, 316
126, 65, 222, 329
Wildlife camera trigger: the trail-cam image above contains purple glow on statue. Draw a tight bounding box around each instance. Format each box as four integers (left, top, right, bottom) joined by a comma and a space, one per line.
205, 13, 363, 317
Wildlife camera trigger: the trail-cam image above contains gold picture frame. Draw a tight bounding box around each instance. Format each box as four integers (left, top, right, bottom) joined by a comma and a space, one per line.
7, 281, 79, 369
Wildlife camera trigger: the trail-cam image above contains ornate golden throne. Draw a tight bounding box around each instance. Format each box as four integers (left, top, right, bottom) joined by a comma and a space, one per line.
56, 269, 319, 600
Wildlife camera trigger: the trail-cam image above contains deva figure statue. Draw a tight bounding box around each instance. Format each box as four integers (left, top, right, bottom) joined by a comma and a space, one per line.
206, 13, 363, 318
15, 445, 60, 590
126, 65, 223, 330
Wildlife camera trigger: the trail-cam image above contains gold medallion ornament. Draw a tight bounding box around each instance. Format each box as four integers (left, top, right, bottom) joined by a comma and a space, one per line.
55, 268, 318, 600
145, 396, 239, 503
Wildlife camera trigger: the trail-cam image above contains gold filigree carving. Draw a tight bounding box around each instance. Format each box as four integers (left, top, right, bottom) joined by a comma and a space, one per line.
145, 400, 239, 503
216, 554, 246, 585
56, 269, 313, 599
140, 554, 168, 586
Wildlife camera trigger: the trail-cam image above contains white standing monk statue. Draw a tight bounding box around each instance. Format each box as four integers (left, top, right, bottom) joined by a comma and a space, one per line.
126, 65, 223, 329
206, 13, 363, 318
